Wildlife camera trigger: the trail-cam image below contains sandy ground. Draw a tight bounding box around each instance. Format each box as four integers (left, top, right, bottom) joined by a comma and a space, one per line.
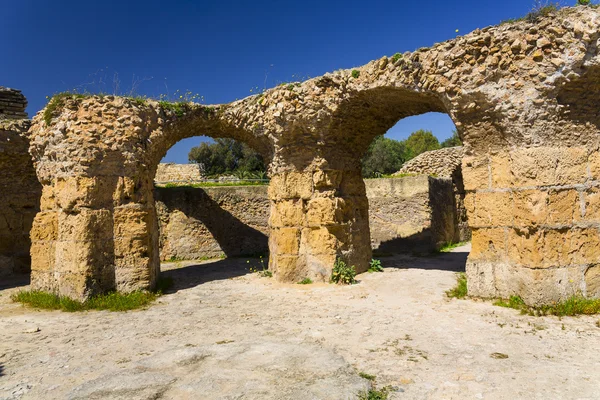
1, 244, 600, 400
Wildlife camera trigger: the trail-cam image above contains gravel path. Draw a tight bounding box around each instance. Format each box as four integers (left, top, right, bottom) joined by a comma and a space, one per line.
1, 245, 599, 399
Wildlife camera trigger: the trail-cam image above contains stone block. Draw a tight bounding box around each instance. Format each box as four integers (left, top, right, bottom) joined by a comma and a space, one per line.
513, 190, 547, 227
511, 147, 587, 187
57, 209, 113, 242
30, 241, 55, 272
490, 153, 513, 188
54, 176, 115, 211
580, 188, 600, 223
554, 147, 587, 185
312, 169, 343, 190
301, 226, 348, 255
272, 227, 300, 255
584, 265, 600, 297
30, 211, 58, 241
508, 228, 544, 267
470, 227, 506, 260
268, 172, 313, 200
40, 185, 56, 211
462, 156, 489, 191
113, 206, 153, 239
269, 200, 305, 227
543, 229, 571, 268
570, 228, 600, 265
547, 189, 578, 225
589, 151, 600, 181
473, 191, 513, 227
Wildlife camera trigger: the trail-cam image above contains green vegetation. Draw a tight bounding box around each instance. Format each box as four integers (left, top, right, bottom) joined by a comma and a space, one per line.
352, 69, 361, 78
158, 100, 188, 117
358, 387, 390, 400
438, 241, 470, 253
331, 258, 357, 285
446, 273, 468, 299
578, 0, 591, 4
501, 1, 560, 24
247, 255, 272, 277
368, 259, 384, 273
188, 138, 266, 177
362, 135, 408, 178
12, 277, 173, 312
404, 129, 440, 159
494, 295, 600, 317
391, 53, 402, 63
440, 130, 462, 148
358, 372, 376, 381
43, 91, 87, 125
298, 278, 313, 285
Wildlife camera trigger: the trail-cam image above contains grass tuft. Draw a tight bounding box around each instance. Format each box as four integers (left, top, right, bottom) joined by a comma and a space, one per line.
298, 278, 313, 285
12, 276, 174, 312
358, 372, 376, 381
438, 241, 470, 253
43, 92, 87, 125
446, 273, 468, 299
368, 259, 384, 273
351, 69, 360, 79
358, 387, 390, 400
494, 295, 600, 317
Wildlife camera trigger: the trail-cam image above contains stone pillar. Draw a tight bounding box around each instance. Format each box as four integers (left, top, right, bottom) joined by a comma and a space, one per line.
268, 167, 371, 282
464, 146, 600, 305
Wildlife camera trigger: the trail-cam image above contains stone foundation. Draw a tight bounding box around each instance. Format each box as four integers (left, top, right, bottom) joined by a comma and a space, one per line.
155, 163, 204, 183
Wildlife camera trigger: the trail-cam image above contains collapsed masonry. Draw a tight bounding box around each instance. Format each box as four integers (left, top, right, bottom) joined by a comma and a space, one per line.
2, 6, 597, 305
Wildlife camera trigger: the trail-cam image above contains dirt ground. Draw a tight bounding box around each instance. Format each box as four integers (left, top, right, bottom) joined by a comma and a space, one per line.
1, 244, 600, 400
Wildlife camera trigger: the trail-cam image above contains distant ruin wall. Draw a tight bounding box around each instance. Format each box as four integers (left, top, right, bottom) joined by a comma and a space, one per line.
0, 87, 28, 120
155, 163, 204, 182
155, 176, 458, 260
0, 119, 41, 277
398, 146, 470, 242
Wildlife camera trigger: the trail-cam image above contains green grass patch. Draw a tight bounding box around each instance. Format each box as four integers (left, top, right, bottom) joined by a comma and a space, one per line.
358, 387, 390, 400
158, 100, 189, 117
494, 295, 600, 317
298, 278, 313, 285
43, 92, 88, 125
351, 69, 360, 79
446, 273, 468, 299
438, 241, 470, 253
391, 53, 402, 63
358, 372, 376, 381
12, 277, 173, 312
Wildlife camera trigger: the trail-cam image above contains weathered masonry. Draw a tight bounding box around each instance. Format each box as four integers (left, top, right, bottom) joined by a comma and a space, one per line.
22, 7, 600, 304
0, 88, 41, 278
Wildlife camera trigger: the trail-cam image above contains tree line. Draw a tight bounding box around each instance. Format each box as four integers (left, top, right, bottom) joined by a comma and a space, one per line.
188, 129, 461, 178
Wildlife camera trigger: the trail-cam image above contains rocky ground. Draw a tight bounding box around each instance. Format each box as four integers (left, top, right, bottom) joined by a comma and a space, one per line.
1, 244, 599, 400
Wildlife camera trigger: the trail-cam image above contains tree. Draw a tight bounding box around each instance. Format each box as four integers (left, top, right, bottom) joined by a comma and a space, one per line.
361, 135, 408, 178
404, 129, 440, 160
440, 130, 462, 148
188, 138, 266, 176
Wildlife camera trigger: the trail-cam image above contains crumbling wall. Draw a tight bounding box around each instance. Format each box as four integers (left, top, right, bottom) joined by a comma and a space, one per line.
0, 87, 28, 120
397, 146, 469, 242
0, 119, 41, 277
154, 176, 457, 260
155, 163, 204, 183
366, 176, 456, 252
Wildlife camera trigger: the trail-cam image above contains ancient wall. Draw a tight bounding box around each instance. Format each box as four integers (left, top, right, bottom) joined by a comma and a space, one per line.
0, 87, 28, 120
397, 146, 470, 241
155, 163, 204, 183
0, 119, 41, 277
153, 177, 457, 260
155, 186, 270, 260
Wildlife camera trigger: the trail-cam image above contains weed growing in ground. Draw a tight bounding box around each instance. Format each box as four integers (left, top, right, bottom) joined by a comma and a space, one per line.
446, 273, 468, 299
358, 372, 376, 381
12, 276, 173, 312
358, 387, 390, 400
298, 278, 313, 285
331, 258, 357, 285
247, 255, 272, 277
368, 259, 383, 273
438, 241, 470, 253
494, 295, 600, 317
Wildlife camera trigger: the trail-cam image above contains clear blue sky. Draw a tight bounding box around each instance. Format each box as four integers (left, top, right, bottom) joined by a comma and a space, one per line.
1, 0, 573, 163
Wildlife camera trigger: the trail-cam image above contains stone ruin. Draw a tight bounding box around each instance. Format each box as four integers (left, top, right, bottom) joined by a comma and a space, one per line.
0, 87, 28, 120
154, 163, 204, 183
1, 6, 599, 305
397, 146, 470, 242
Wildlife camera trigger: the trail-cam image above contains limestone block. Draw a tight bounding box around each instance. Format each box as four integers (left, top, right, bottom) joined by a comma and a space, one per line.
30, 212, 58, 241
40, 185, 56, 211
554, 147, 588, 185
471, 191, 513, 227
339, 172, 366, 197
272, 255, 304, 282
570, 228, 600, 265
547, 189, 578, 225
300, 225, 348, 256
589, 151, 600, 181
54, 176, 115, 211
114, 207, 154, 239
470, 228, 506, 260
511, 147, 587, 187
462, 156, 489, 191
543, 229, 571, 268
272, 227, 300, 255
513, 190, 548, 227
30, 241, 55, 272
585, 265, 600, 297
57, 209, 113, 242
312, 170, 343, 190
508, 228, 544, 267
269, 200, 305, 227
490, 153, 513, 188
580, 188, 600, 223
268, 172, 313, 200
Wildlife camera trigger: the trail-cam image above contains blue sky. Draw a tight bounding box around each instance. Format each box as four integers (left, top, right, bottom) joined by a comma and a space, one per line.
0, 0, 575, 162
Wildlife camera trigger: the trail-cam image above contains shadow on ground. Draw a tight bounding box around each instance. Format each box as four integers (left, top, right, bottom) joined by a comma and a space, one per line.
377, 250, 469, 273
0, 273, 30, 291
161, 257, 261, 293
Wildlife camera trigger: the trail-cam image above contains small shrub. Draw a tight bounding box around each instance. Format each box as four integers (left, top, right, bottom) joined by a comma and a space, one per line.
368, 259, 383, 273
358, 372, 376, 381
391, 53, 402, 63
358, 387, 389, 400
578, 0, 591, 5
331, 258, 357, 285
446, 273, 468, 299
158, 100, 188, 117
43, 92, 87, 125
351, 69, 360, 79
298, 278, 313, 285
247, 255, 272, 277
